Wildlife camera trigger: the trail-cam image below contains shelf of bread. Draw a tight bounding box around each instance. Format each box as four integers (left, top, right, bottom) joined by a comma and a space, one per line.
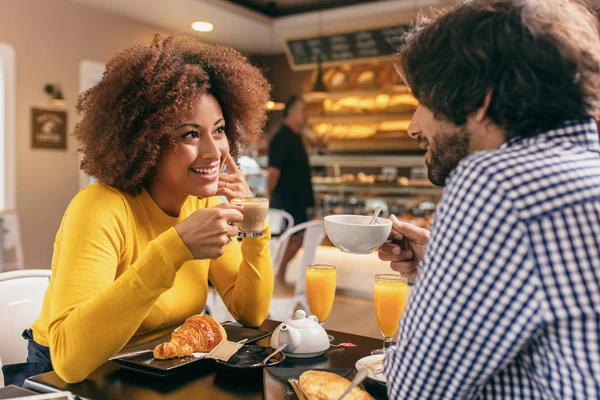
313, 173, 441, 195
302, 85, 411, 103
301, 61, 418, 144
308, 112, 414, 126
308, 154, 425, 167
252, 154, 425, 169
313, 183, 442, 196
302, 61, 404, 97
326, 137, 422, 151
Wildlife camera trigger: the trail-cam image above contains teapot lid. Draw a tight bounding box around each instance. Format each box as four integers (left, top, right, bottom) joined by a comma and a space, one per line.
285, 310, 321, 329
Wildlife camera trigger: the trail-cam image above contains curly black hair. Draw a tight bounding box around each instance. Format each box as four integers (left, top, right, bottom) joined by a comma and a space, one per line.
74, 33, 271, 194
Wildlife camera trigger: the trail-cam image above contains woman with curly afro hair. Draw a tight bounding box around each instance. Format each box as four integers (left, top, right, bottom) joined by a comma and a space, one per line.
22, 34, 274, 384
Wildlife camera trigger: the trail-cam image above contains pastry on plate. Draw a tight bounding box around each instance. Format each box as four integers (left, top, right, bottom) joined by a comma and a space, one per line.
153, 314, 226, 359
299, 370, 374, 400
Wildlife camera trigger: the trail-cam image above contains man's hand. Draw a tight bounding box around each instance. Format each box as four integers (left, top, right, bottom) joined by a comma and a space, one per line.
378, 215, 430, 280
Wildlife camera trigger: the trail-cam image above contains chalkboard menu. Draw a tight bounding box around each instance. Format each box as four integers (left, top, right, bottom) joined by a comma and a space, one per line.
284, 23, 410, 70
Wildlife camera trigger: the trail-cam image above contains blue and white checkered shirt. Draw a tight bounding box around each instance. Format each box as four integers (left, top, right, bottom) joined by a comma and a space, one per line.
385, 119, 600, 399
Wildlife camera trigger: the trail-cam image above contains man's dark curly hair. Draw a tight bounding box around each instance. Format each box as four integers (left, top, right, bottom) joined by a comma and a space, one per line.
74, 33, 271, 194
397, 0, 600, 139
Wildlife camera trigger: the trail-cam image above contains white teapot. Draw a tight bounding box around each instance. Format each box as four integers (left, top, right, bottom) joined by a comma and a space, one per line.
270, 310, 330, 358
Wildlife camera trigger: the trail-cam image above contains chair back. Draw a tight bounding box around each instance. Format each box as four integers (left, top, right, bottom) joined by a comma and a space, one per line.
0, 270, 51, 364
266, 209, 294, 236
0, 211, 24, 272
272, 220, 325, 292
267, 220, 326, 321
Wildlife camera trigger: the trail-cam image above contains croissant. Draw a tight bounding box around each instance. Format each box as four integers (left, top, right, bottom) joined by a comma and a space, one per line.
153, 314, 227, 359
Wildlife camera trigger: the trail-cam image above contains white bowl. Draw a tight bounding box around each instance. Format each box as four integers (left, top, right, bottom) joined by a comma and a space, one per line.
324, 215, 392, 254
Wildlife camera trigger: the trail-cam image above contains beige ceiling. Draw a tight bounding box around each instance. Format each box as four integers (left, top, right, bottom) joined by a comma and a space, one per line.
69, 0, 444, 54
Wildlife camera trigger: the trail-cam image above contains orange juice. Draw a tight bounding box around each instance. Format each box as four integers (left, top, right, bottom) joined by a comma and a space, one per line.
374, 278, 408, 337
306, 265, 337, 322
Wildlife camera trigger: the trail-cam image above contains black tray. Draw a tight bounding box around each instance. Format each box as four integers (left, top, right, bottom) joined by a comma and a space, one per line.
116, 325, 271, 376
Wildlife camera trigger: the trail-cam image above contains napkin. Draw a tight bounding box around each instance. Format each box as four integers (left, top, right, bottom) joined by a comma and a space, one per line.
205, 340, 243, 362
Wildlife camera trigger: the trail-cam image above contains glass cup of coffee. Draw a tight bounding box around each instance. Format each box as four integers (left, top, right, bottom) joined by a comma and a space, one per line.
230, 197, 269, 237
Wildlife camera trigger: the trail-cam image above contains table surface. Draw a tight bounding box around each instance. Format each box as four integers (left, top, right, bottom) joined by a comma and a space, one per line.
24, 320, 389, 400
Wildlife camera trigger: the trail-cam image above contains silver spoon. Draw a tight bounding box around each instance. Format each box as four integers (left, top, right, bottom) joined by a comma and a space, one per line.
257, 342, 287, 366
337, 369, 369, 400
238, 343, 287, 367
369, 206, 383, 225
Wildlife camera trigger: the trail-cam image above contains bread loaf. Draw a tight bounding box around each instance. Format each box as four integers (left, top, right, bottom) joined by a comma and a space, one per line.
299, 370, 374, 400
153, 314, 226, 359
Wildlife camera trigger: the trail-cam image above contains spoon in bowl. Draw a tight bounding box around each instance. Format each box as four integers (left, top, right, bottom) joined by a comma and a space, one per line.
369, 206, 383, 225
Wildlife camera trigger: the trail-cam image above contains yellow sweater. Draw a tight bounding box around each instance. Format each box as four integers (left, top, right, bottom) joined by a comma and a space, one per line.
31, 183, 273, 383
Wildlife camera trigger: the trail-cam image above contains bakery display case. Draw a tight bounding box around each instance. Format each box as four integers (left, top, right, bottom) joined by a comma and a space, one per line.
252, 153, 441, 229
245, 60, 440, 229
303, 62, 439, 227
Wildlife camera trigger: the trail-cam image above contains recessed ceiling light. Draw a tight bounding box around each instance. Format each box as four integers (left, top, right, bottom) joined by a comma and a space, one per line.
191, 21, 214, 32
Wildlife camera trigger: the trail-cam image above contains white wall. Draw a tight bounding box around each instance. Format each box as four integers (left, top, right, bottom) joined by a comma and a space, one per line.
0, 0, 163, 269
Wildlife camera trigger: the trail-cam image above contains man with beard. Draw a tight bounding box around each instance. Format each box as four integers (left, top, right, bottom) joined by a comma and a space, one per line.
378, 0, 600, 398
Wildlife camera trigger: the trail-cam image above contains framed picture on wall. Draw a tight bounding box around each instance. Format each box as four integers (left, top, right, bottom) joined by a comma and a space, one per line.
31, 107, 67, 150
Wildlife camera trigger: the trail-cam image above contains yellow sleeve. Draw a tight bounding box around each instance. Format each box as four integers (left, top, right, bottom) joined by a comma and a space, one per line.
207, 197, 274, 327
48, 185, 193, 383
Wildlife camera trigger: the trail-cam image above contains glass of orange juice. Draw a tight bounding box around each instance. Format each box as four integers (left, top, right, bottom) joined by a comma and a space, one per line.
372, 274, 409, 355
306, 265, 337, 339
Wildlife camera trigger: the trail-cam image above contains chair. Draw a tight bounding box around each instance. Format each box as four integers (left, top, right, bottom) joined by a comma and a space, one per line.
268, 220, 326, 321
0, 211, 24, 272
266, 209, 294, 236
0, 269, 51, 365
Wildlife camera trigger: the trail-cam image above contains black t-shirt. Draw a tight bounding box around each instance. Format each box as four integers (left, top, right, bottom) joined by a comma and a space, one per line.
268, 124, 314, 222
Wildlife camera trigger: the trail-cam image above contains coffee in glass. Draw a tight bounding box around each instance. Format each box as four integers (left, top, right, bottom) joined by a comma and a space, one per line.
230, 197, 269, 237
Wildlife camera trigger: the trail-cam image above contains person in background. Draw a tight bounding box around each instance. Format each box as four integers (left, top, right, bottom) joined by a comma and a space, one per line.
3, 34, 274, 386
378, 0, 600, 398
267, 95, 314, 285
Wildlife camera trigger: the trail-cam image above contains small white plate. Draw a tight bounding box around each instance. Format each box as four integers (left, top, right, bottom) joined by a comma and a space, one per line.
355, 354, 386, 384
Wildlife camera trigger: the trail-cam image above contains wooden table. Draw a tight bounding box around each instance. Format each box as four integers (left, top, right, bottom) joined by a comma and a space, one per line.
23, 320, 388, 400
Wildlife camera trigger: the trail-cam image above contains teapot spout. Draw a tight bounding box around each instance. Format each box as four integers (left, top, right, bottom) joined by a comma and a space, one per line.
279, 324, 301, 352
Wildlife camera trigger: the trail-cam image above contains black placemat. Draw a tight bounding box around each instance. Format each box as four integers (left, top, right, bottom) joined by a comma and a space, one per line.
116, 325, 271, 376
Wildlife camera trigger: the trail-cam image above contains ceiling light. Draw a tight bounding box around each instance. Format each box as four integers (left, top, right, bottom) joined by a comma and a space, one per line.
311, 57, 328, 95
191, 21, 213, 32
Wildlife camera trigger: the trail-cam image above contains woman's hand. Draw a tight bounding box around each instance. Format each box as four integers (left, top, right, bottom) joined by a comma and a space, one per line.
217, 155, 253, 200
175, 203, 243, 260
378, 215, 430, 280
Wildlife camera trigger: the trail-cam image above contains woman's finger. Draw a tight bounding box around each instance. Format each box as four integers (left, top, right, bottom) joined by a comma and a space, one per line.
218, 174, 236, 183
226, 224, 239, 238
218, 179, 238, 189
215, 187, 239, 199
225, 154, 240, 174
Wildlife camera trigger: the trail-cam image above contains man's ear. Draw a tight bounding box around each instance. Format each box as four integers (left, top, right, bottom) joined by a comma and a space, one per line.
472, 89, 493, 122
